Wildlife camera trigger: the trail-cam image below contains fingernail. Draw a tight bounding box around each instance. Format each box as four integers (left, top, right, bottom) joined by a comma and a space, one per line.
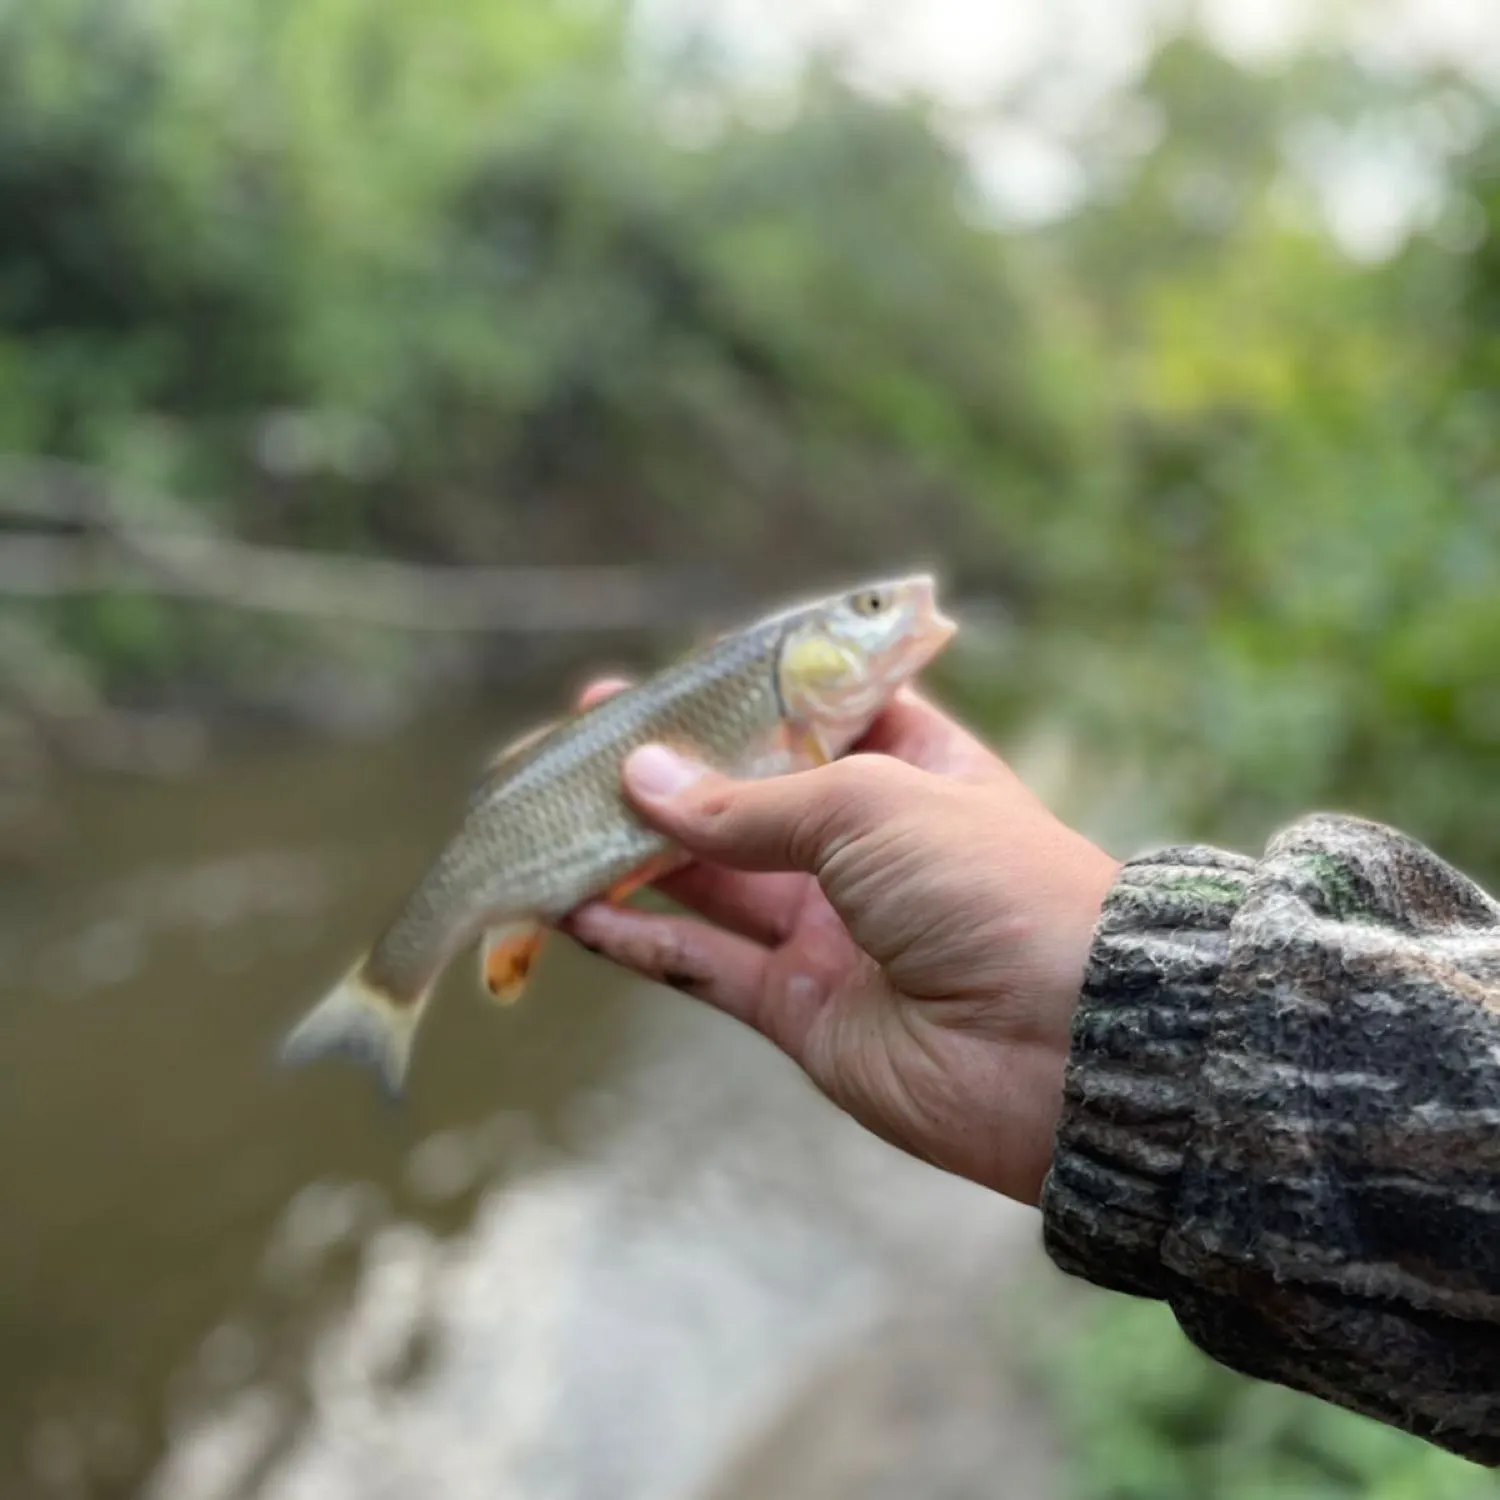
624, 744, 706, 799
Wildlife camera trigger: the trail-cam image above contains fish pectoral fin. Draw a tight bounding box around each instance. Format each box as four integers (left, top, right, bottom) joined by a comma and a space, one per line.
480, 920, 546, 1007
788, 721, 833, 768
603, 849, 689, 906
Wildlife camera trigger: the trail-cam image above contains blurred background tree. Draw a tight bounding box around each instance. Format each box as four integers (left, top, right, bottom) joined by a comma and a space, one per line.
1, 0, 1497, 1490
3, 0, 1493, 881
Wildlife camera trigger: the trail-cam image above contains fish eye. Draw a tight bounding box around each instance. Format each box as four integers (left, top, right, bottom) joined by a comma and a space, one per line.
851, 589, 891, 617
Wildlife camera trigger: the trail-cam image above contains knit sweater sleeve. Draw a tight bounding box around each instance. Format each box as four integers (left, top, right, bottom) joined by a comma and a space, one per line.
1040, 813, 1500, 1464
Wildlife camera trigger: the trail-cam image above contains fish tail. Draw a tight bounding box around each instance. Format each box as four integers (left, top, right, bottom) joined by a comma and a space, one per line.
278, 961, 429, 1100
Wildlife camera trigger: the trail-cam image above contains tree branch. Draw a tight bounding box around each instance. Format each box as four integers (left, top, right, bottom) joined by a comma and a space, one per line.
0, 456, 731, 632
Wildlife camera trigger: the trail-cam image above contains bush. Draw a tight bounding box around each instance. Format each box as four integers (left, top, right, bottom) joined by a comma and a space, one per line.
1035, 1290, 1500, 1500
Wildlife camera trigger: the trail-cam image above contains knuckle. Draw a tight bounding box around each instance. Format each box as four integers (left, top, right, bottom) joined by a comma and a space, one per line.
785, 758, 891, 868
779, 966, 830, 1015
692, 786, 737, 824
634, 924, 707, 994
758, 968, 830, 1053
680, 782, 747, 855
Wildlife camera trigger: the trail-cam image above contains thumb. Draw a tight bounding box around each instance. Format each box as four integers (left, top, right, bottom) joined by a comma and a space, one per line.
621, 744, 905, 876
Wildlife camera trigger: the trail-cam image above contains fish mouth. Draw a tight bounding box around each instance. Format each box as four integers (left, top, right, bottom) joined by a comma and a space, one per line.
908, 575, 957, 651
926, 603, 959, 648
884, 574, 956, 679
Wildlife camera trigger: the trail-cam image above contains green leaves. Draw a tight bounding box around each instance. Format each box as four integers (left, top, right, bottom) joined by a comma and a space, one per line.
1037, 1293, 1500, 1500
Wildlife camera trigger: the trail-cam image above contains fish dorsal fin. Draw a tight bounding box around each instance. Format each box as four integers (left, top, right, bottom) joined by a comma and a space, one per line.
468, 717, 565, 806
487, 719, 559, 770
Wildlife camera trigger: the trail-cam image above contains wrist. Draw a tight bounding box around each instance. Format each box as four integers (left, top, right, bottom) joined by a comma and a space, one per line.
1007, 845, 1125, 1203
1023, 839, 1127, 1058
1040, 845, 1254, 1295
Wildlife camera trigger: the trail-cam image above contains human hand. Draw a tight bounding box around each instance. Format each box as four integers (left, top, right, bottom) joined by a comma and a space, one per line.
563, 682, 1121, 1206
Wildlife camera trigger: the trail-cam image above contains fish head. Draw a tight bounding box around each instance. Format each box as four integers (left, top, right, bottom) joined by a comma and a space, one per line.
776, 573, 956, 735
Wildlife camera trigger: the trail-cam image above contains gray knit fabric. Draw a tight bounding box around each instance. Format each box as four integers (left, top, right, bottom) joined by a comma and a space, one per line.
1042, 814, 1500, 1464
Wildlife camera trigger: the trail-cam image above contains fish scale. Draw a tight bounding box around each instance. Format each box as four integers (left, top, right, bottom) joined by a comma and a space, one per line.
455, 619, 788, 918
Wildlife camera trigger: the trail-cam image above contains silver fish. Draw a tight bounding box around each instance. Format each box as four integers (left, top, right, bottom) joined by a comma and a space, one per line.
279, 574, 956, 1095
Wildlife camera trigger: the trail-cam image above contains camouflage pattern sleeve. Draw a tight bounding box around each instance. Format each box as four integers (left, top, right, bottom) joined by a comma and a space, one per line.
1040, 814, 1500, 1464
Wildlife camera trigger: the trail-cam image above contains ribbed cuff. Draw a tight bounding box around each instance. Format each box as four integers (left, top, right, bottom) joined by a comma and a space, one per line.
1040, 845, 1256, 1301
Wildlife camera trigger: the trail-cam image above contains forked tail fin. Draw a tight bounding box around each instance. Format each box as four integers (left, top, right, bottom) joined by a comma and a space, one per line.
278, 963, 429, 1099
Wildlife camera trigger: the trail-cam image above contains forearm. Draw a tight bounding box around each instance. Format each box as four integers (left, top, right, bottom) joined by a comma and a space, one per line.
1041, 814, 1500, 1463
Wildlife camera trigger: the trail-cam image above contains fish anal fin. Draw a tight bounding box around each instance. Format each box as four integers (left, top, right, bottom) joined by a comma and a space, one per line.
480, 920, 546, 1006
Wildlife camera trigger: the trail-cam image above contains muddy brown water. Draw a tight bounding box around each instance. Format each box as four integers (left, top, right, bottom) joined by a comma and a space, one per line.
0, 704, 1051, 1500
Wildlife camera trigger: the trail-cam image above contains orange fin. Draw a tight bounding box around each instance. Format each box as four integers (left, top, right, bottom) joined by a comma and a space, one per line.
602, 849, 689, 906
479, 919, 546, 1007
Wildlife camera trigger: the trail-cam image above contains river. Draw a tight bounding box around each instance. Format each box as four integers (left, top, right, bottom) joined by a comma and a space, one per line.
1, 704, 1056, 1500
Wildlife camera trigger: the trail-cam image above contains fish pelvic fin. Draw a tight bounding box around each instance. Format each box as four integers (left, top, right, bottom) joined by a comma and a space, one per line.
602, 849, 689, 905
278, 963, 428, 1100
479, 920, 546, 1007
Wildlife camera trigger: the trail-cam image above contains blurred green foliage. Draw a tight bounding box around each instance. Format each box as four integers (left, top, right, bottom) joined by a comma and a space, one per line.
3, 1, 1493, 874
1037, 1292, 1499, 1500
2, 0, 1495, 880
1025, 36, 1500, 886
